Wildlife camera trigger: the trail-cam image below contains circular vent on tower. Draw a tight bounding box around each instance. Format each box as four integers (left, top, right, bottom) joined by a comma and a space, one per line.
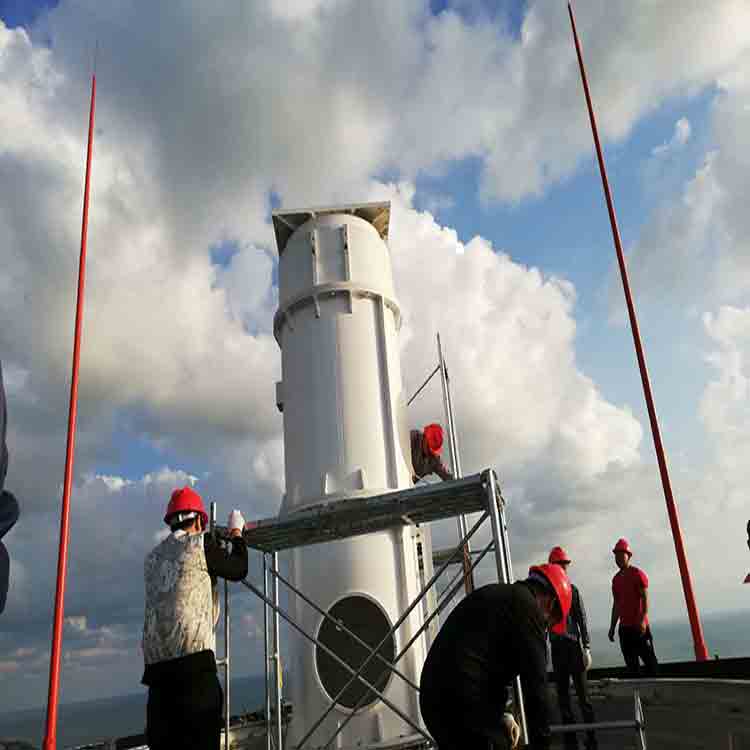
315, 595, 396, 710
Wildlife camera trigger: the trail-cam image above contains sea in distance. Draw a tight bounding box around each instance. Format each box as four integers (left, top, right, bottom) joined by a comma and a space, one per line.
1, 608, 747, 748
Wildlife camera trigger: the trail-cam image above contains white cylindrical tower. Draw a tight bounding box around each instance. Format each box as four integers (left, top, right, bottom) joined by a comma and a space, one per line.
272, 202, 431, 748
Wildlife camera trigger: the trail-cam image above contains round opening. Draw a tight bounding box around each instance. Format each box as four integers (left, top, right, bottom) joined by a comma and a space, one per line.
315, 595, 396, 710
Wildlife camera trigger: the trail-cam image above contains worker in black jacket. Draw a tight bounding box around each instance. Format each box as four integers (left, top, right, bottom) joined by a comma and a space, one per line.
548, 546, 597, 750
142, 487, 249, 750
419, 563, 572, 749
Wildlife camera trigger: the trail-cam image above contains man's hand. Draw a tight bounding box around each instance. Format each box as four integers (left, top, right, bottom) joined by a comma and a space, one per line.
502, 713, 521, 748
608, 627, 615, 643
582, 647, 592, 671
228, 510, 246, 538
639, 620, 647, 635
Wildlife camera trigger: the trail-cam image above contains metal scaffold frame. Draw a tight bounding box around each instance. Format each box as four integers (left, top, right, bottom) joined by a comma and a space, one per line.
233, 469, 529, 750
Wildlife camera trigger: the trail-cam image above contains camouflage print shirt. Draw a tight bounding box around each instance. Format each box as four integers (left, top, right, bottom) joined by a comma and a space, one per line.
142, 530, 248, 666
410, 430, 453, 482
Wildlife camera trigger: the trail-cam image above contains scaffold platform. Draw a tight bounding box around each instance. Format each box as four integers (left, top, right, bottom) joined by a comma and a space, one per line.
239, 473, 491, 553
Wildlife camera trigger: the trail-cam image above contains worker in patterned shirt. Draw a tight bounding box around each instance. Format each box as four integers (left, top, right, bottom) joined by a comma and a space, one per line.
0, 361, 19, 615
608, 538, 658, 677
548, 546, 597, 750
410, 423, 453, 483
142, 487, 248, 750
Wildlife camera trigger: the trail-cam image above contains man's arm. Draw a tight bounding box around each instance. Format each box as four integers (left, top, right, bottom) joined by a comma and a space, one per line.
0, 491, 19, 541
517, 623, 552, 749
204, 534, 248, 581
435, 461, 453, 481
574, 587, 590, 648
639, 587, 649, 632
608, 600, 619, 642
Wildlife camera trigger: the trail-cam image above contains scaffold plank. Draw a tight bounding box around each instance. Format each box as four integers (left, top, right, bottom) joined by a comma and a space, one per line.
238, 472, 491, 552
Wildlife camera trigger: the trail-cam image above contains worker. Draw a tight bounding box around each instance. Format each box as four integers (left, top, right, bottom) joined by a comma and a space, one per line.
608, 538, 658, 677
142, 486, 249, 750
410, 423, 453, 483
0, 361, 19, 615
547, 546, 597, 750
419, 563, 572, 749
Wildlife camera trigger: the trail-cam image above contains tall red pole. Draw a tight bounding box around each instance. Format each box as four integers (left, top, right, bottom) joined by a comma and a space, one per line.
567, 3, 708, 661
43, 72, 97, 750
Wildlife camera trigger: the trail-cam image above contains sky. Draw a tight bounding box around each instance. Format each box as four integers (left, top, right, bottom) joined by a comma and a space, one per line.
1, 0, 750, 716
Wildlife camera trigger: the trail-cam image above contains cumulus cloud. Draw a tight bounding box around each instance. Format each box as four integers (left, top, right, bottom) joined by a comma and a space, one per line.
624, 48, 750, 309
3, 0, 750, 713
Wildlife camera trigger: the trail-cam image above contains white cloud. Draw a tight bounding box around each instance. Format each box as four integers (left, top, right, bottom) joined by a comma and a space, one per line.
652, 117, 692, 156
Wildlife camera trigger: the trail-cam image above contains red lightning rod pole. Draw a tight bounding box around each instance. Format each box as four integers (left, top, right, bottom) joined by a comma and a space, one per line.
43, 71, 97, 750
567, 3, 708, 661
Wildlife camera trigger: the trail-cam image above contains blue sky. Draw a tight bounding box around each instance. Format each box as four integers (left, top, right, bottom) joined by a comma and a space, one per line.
2, 0, 750, 720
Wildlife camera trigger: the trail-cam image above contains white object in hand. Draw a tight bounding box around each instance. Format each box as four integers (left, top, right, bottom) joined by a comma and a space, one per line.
583, 647, 592, 670
228, 509, 246, 532
502, 713, 521, 748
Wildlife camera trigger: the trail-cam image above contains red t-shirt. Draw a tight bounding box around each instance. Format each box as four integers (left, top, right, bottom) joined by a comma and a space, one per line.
612, 566, 649, 627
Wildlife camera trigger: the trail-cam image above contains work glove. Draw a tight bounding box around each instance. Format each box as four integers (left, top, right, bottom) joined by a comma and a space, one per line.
502, 713, 521, 749
582, 647, 592, 671
228, 509, 246, 535
607, 627, 615, 643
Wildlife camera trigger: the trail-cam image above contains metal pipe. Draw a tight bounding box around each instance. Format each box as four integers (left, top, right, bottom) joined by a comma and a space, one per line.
296, 511, 489, 749
397, 539, 495, 662
263, 554, 271, 750
487, 473, 528, 745
550, 720, 641, 733
269, 567, 419, 692
407, 364, 440, 406
272, 552, 283, 749
238, 579, 432, 746
567, 0, 708, 661
323, 537, 497, 749
225, 577, 230, 750
43, 71, 97, 750
437, 333, 473, 594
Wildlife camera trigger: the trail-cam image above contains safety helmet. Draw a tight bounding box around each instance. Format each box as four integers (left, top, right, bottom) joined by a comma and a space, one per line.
164, 486, 208, 528
423, 423, 444, 456
548, 546, 571, 565
612, 538, 633, 557
528, 563, 573, 635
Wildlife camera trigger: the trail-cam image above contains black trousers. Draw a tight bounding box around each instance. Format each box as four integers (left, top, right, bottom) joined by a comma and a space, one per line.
551, 638, 597, 750
146, 671, 223, 750
619, 625, 658, 677
420, 694, 511, 750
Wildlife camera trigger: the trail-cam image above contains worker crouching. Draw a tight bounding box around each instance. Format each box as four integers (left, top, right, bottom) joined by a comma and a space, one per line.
142, 487, 248, 750
410, 423, 453, 483
419, 563, 572, 749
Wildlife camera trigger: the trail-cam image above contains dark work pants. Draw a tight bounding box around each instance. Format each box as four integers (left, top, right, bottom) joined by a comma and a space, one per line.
146, 671, 223, 750
618, 625, 658, 677
420, 694, 511, 750
551, 638, 597, 750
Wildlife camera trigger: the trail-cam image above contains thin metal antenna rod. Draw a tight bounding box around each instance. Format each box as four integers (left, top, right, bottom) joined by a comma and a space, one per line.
43, 68, 97, 750
567, 1, 707, 660
437, 333, 473, 594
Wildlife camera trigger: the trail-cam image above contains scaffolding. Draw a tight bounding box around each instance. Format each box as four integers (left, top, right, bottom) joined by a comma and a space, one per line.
230, 469, 527, 750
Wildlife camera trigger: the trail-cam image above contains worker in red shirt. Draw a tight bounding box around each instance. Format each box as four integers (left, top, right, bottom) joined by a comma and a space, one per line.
607, 538, 658, 677
410, 423, 453, 483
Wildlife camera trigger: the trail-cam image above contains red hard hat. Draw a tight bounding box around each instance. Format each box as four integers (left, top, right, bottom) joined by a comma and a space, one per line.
528, 563, 573, 636
423, 423, 444, 456
164, 486, 208, 528
612, 538, 633, 556
548, 546, 571, 565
